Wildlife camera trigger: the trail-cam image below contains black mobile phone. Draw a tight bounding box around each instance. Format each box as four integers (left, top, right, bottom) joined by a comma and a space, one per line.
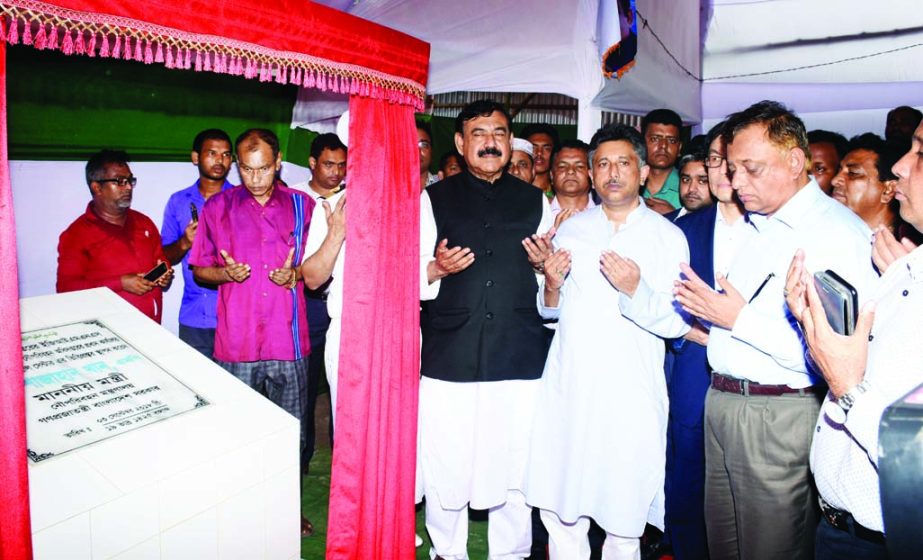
190, 203, 198, 223
813, 270, 858, 335
143, 261, 169, 283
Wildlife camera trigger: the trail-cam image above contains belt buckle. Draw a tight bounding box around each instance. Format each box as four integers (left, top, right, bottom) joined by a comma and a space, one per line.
823, 507, 847, 531
738, 378, 749, 396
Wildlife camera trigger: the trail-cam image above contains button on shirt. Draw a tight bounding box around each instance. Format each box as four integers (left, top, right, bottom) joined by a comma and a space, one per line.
160, 180, 233, 329
188, 184, 313, 363
707, 180, 878, 387
811, 246, 923, 533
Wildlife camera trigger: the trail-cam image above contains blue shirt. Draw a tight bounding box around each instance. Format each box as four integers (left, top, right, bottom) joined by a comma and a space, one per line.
161, 180, 233, 328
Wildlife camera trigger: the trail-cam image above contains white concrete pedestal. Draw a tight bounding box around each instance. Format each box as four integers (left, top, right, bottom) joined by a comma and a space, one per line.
22, 288, 301, 560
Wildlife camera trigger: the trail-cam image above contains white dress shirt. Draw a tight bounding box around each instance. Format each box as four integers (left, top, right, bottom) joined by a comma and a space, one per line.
707, 180, 878, 387
303, 189, 346, 317
526, 202, 690, 535
712, 206, 756, 285
549, 193, 596, 218
811, 246, 923, 532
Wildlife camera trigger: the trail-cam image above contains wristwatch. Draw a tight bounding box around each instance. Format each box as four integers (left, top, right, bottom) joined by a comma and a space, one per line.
836, 379, 870, 414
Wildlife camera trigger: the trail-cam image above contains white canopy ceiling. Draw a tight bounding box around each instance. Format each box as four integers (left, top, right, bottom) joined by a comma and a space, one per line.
306, 0, 922, 138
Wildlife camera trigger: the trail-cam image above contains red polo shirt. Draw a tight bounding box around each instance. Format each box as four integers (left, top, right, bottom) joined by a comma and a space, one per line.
57, 203, 168, 323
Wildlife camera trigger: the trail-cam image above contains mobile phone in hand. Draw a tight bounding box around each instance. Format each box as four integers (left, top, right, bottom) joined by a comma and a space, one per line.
143, 261, 169, 283
190, 203, 198, 223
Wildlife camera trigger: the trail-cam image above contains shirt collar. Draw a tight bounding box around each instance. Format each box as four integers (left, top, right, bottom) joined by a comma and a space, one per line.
463, 169, 509, 194
598, 197, 646, 232
85, 202, 132, 228
235, 182, 285, 206
749, 178, 820, 232
191, 179, 234, 200
551, 193, 595, 213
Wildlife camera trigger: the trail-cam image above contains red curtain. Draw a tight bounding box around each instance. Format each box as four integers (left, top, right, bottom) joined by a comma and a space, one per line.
326, 94, 421, 559
0, 35, 33, 560
6, 0, 429, 88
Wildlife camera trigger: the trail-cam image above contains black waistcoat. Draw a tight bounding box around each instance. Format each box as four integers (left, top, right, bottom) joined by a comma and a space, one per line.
421, 170, 549, 382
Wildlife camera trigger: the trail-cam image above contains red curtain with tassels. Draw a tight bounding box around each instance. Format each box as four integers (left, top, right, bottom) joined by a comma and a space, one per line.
0, 34, 33, 560
0, 2, 428, 557
326, 94, 421, 560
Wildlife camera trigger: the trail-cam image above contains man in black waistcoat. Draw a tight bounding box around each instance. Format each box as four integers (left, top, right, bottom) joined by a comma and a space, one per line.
418, 100, 552, 560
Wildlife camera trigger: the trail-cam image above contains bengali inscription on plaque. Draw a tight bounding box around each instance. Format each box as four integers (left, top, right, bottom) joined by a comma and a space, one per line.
22, 320, 209, 463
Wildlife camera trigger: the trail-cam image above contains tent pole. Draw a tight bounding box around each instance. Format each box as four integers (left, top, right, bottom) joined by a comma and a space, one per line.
576, 96, 602, 143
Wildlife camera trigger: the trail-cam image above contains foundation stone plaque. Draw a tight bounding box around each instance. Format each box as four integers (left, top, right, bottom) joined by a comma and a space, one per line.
23, 319, 208, 462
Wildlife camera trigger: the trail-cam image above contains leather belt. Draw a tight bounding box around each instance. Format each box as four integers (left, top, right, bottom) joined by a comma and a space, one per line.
820, 498, 885, 545
710, 372, 815, 397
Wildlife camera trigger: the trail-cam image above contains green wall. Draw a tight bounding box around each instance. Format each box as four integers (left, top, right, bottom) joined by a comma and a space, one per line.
7, 46, 306, 165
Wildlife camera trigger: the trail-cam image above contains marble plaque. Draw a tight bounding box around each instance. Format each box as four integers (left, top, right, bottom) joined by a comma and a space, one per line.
22, 319, 208, 462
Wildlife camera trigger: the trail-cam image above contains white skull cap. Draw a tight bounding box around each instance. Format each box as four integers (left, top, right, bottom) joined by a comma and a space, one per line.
511, 137, 534, 158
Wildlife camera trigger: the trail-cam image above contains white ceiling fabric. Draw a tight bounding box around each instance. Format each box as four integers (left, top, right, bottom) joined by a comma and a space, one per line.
301, 0, 921, 137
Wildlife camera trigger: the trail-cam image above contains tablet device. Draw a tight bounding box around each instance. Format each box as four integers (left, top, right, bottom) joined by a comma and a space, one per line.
813, 270, 858, 336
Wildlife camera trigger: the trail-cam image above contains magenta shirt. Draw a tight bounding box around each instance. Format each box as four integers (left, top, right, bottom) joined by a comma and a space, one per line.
189, 184, 314, 362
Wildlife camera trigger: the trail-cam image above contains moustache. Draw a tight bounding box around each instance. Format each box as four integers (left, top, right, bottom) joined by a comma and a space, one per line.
477, 147, 503, 157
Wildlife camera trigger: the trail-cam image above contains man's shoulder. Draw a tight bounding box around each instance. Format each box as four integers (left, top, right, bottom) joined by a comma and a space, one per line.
167, 183, 199, 201
276, 184, 315, 208
675, 205, 716, 235
646, 205, 685, 235
202, 185, 242, 210
556, 206, 599, 239
59, 210, 92, 239
127, 209, 159, 229
810, 193, 872, 240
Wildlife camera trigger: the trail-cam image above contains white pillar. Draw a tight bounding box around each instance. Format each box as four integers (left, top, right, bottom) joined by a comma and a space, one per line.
577, 96, 603, 143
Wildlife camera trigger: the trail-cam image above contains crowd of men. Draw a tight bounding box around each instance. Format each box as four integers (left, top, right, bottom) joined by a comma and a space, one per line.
55, 98, 923, 560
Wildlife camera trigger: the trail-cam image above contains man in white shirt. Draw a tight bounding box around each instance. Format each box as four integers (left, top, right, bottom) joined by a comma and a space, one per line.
291, 133, 346, 471
783, 119, 923, 559
549, 139, 596, 225
525, 122, 690, 560
675, 101, 878, 560
663, 122, 753, 560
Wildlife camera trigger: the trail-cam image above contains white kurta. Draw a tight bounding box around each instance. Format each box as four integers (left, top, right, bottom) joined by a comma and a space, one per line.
416, 189, 554, 510
524, 201, 690, 537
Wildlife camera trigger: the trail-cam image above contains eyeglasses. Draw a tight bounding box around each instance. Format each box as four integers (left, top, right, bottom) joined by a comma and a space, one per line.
238, 164, 275, 177
97, 176, 137, 187
418, 140, 432, 149
704, 155, 725, 168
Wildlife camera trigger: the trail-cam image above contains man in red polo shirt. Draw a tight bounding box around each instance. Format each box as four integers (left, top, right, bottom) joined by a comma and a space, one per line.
57, 149, 172, 322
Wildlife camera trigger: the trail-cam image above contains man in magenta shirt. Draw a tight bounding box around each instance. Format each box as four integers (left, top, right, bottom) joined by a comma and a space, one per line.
189, 128, 314, 433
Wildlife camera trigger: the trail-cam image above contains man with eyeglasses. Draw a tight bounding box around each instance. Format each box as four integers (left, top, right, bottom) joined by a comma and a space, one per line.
188, 128, 318, 535
641, 109, 684, 215
660, 122, 752, 560
57, 149, 173, 323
